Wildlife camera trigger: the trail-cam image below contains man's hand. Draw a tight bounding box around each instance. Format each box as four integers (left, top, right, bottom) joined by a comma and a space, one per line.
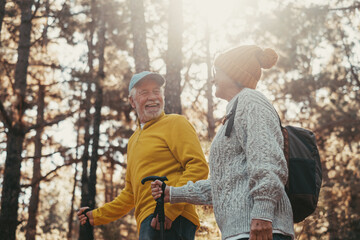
250, 219, 273, 240
150, 215, 173, 230
151, 180, 170, 203
77, 207, 94, 226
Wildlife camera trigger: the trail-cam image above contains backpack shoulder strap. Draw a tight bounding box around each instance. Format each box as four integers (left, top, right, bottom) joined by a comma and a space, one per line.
225, 97, 239, 137
274, 109, 290, 189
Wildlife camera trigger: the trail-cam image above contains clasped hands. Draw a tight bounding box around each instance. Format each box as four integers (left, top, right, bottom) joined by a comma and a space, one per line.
150, 180, 171, 230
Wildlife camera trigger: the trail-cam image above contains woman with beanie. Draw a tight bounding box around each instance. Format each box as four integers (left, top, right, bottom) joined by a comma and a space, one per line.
151, 45, 294, 240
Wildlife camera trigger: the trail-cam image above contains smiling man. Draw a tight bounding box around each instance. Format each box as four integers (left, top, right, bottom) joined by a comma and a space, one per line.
77, 71, 209, 240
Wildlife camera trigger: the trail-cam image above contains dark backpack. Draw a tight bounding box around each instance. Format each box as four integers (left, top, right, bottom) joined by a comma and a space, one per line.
224, 98, 322, 223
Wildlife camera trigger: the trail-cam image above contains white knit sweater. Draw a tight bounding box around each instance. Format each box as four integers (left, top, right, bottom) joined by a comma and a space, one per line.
170, 88, 295, 240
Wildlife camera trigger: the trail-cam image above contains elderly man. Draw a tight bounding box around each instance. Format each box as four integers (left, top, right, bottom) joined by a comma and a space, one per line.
77, 71, 209, 240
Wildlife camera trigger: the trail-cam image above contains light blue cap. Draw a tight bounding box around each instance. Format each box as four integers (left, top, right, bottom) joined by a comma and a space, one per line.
129, 71, 165, 92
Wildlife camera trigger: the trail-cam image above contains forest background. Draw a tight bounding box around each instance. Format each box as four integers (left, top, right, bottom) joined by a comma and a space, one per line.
0, 0, 359, 239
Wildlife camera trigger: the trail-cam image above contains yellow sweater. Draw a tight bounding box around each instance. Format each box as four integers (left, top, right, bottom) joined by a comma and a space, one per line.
92, 112, 209, 232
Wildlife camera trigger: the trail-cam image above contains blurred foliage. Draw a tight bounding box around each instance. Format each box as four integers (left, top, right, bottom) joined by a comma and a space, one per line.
0, 0, 359, 239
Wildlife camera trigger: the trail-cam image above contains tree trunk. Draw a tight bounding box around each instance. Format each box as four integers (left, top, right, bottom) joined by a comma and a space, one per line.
0, 1, 33, 239
0, 0, 5, 40
68, 108, 82, 240
41, 0, 49, 48
324, 162, 337, 240
205, 23, 215, 140
79, 1, 96, 239
89, 5, 105, 211
0, 128, 25, 240
67, 162, 79, 240
129, 0, 150, 72
78, 75, 94, 240
14, 1, 32, 96
88, 84, 102, 209
165, 0, 183, 114
25, 84, 45, 240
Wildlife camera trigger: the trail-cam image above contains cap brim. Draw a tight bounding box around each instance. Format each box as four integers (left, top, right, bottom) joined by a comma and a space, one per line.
129, 71, 166, 92
139, 73, 165, 86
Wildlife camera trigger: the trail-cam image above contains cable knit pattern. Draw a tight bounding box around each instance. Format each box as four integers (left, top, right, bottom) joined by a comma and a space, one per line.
170, 88, 294, 240
170, 179, 213, 205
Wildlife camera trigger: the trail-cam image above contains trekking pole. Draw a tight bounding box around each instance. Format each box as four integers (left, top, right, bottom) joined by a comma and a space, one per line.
79, 208, 93, 240
141, 176, 168, 240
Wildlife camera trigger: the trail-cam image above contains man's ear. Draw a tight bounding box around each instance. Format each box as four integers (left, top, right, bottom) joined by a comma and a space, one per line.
129, 96, 136, 109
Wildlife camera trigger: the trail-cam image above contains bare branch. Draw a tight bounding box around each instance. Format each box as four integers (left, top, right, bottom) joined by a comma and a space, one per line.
23, 147, 75, 159
26, 79, 82, 88
31, 0, 41, 19
2, 59, 16, 91
28, 62, 62, 69
340, 33, 360, 86
32, 10, 89, 19
21, 159, 80, 188
0, 100, 12, 130
328, 3, 360, 11
25, 110, 78, 132
113, 159, 127, 168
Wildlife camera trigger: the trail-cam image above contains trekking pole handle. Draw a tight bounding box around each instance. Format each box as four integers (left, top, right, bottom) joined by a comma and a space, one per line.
141, 176, 168, 222
141, 176, 168, 185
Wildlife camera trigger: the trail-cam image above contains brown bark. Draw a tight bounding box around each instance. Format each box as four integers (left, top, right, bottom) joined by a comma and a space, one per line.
89, 4, 105, 211
0, 0, 5, 41
0, 1, 33, 239
78, 72, 93, 240
165, 0, 183, 114
129, 0, 150, 72
79, 1, 96, 239
67, 110, 81, 240
88, 84, 102, 208
0, 127, 25, 240
329, 3, 360, 11
67, 162, 79, 240
78, 48, 94, 240
25, 84, 45, 240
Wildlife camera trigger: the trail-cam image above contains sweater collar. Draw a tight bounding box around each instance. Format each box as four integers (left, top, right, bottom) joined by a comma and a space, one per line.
137, 111, 165, 130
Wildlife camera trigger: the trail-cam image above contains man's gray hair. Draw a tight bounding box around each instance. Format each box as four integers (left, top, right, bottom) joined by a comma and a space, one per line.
129, 87, 137, 98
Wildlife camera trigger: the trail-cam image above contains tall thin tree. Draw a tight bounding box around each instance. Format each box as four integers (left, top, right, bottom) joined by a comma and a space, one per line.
67, 127, 80, 240
129, 0, 150, 72
79, 21, 96, 239
79, 45, 95, 240
165, 0, 183, 114
25, 84, 45, 240
0, 1, 34, 239
0, 0, 5, 40
79, 1, 98, 239
88, 0, 105, 220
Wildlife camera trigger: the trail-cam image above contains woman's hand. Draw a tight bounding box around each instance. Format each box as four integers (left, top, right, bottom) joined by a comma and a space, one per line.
151, 180, 170, 203
77, 207, 94, 226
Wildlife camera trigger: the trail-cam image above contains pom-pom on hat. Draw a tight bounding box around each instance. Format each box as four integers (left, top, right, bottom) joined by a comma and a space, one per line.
214, 45, 278, 89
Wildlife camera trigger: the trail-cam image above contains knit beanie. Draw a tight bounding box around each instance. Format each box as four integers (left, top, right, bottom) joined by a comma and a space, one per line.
214, 45, 278, 89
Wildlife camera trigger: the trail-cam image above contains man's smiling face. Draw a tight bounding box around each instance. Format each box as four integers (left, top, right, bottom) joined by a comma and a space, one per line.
130, 78, 164, 123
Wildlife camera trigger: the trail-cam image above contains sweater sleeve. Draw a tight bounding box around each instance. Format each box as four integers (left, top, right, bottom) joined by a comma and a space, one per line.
170, 179, 213, 205
92, 173, 135, 225
237, 97, 287, 222
164, 116, 209, 220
